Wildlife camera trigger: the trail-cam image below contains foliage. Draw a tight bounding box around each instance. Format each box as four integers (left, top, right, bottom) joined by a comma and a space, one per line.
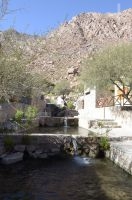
67, 101, 75, 109
0, 42, 32, 101
97, 121, 104, 128
13, 106, 38, 131
30, 73, 55, 97
25, 106, 38, 124
99, 136, 110, 151
0, 28, 55, 102
4, 135, 14, 152
15, 109, 24, 123
0, 97, 6, 103
99, 128, 111, 151
81, 43, 132, 103
53, 80, 71, 97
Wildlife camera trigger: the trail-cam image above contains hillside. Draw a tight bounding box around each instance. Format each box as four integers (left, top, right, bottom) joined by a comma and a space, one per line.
1, 9, 132, 88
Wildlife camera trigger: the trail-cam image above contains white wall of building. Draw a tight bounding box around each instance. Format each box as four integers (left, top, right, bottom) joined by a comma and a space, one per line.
78, 89, 132, 129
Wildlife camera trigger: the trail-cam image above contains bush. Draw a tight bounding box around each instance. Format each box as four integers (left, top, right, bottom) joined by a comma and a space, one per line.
99, 136, 110, 151
67, 101, 75, 109
15, 109, 24, 123
4, 135, 14, 152
25, 106, 38, 124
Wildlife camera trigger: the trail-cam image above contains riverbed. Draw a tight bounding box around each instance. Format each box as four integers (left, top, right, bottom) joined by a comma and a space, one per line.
0, 156, 132, 200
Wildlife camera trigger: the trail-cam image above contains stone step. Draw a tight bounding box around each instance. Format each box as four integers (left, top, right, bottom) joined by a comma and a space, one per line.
98, 121, 118, 125
90, 119, 121, 128
102, 125, 122, 128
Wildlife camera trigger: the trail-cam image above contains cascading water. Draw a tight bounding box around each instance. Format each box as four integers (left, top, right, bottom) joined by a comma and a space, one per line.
64, 117, 68, 127
63, 117, 68, 134
72, 136, 78, 155
72, 136, 91, 165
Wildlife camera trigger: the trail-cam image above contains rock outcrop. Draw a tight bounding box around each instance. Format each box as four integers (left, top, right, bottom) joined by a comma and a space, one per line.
1, 9, 132, 87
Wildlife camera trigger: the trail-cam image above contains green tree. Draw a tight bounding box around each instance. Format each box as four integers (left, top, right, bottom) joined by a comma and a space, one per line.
30, 73, 55, 97
81, 43, 132, 104
0, 48, 31, 101
0, 29, 55, 102
53, 80, 71, 99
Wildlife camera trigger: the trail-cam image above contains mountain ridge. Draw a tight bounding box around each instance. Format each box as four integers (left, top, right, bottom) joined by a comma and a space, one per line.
1, 8, 132, 88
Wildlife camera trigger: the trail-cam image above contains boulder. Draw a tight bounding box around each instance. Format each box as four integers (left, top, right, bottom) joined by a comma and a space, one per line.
38, 153, 48, 159
14, 145, 25, 152
67, 67, 79, 75
1, 152, 23, 164
89, 144, 100, 158
26, 145, 36, 154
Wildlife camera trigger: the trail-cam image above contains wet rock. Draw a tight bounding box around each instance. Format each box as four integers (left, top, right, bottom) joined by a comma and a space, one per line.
48, 152, 58, 156
26, 145, 36, 153
14, 145, 25, 152
89, 144, 100, 158
51, 147, 60, 153
1, 152, 23, 164
38, 153, 48, 159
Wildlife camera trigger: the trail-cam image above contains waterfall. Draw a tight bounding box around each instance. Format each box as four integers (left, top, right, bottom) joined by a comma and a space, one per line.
72, 137, 78, 155
71, 136, 91, 165
64, 117, 68, 127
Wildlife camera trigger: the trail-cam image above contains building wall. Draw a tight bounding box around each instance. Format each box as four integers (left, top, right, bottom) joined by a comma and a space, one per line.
78, 89, 132, 129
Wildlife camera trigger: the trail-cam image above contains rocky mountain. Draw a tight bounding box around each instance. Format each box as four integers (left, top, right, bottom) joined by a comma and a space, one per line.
1, 9, 132, 88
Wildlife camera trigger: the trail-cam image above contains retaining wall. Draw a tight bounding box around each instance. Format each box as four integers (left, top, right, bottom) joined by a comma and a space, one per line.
0, 135, 101, 164
106, 141, 132, 175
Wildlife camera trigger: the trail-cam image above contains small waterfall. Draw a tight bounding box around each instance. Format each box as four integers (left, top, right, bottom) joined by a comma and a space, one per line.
64, 117, 68, 127
72, 137, 78, 155
71, 136, 91, 165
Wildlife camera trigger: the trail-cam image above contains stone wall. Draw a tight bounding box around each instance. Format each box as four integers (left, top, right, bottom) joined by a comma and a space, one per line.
0, 99, 46, 123
79, 106, 132, 129
39, 116, 78, 127
106, 141, 132, 175
0, 135, 101, 164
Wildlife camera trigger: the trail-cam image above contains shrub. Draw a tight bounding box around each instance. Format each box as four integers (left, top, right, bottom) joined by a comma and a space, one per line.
15, 109, 24, 123
4, 135, 14, 152
97, 121, 104, 128
25, 106, 38, 124
67, 101, 75, 109
99, 136, 110, 151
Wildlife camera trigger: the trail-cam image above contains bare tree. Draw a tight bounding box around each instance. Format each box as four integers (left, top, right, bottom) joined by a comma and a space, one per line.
0, 0, 9, 20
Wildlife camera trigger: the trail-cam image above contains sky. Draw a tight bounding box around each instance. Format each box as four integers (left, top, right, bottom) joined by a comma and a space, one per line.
1, 0, 132, 35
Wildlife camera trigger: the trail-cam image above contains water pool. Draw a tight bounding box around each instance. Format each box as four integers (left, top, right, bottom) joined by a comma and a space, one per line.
0, 156, 132, 200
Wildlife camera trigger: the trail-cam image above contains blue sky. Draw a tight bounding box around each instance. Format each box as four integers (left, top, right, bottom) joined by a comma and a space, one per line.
1, 0, 132, 35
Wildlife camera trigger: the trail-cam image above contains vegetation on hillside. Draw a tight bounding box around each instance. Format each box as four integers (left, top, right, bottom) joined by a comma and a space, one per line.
0, 33, 54, 102
81, 43, 132, 104
53, 80, 71, 98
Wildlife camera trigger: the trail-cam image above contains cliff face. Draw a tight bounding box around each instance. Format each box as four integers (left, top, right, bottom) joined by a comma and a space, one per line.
1, 9, 132, 87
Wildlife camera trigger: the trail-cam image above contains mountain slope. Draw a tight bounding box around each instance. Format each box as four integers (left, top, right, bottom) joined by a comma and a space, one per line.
1, 9, 132, 87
